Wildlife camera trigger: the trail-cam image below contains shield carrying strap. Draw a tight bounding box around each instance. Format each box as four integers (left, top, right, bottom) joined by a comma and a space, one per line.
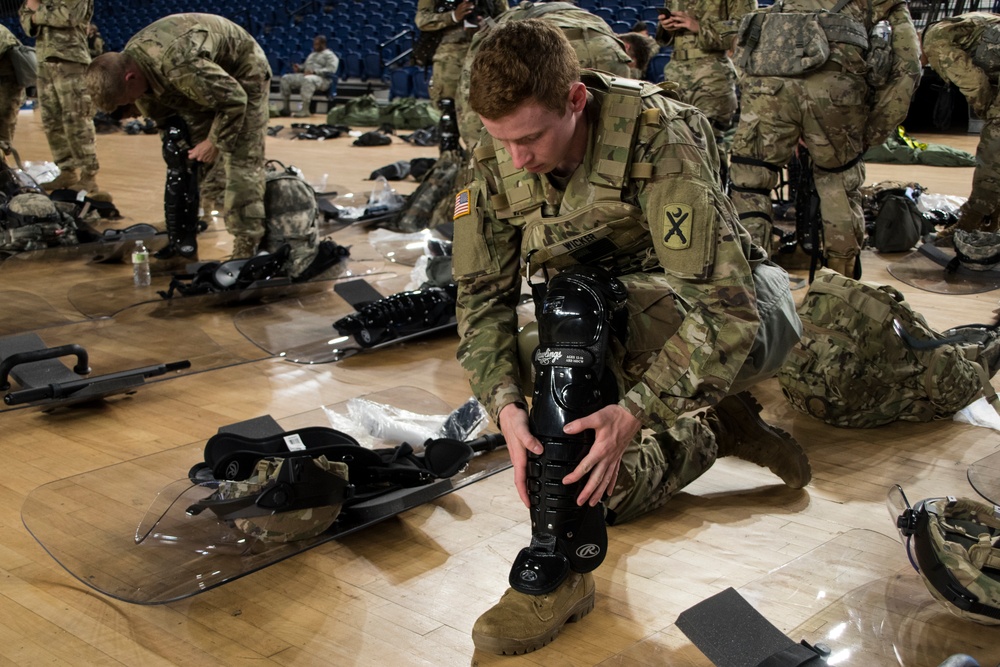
677, 587, 828, 667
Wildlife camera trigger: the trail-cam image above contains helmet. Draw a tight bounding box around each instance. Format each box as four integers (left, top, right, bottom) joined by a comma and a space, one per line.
3, 193, 61, 229
952, 229, 1000, 272
889, 485, 1000, 625
195, 455, 351, 543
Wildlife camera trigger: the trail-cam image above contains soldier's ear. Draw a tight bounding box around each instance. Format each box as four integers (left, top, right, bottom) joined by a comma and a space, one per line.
567, 82, 587, 114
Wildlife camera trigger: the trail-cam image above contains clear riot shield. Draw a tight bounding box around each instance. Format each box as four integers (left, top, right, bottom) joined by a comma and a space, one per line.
0, 290, 80, 336
621, 529, 1000, 666
65, 257, 387, 319
21, 387, 511, 605
0, 298, 272, 412
0, 225, 173, 264
887, 244, 1000, 295
234, 273, 456, 363
968, 450, 1000, 506
368, 228, 448, 267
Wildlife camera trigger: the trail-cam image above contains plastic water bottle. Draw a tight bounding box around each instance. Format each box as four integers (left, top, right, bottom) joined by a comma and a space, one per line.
132, 240, 151, 287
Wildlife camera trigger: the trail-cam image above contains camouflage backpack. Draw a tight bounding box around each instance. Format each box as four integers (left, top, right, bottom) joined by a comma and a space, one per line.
261, 160, 347, 281
0, 192, 79, 256
777, 269, 1000, 427
378, 97, 441, 131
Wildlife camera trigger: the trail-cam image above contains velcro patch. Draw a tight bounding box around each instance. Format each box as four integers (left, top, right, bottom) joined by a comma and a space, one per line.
662, 204, 693, 250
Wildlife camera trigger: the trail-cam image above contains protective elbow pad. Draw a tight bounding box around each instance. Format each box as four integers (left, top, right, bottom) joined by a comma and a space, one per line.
509, 265, 627, 595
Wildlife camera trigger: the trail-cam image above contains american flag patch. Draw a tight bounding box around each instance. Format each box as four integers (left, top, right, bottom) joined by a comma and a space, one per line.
453, 189, 471, 219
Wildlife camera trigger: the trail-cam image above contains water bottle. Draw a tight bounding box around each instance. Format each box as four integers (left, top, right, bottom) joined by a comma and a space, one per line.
132, 240, 151, 287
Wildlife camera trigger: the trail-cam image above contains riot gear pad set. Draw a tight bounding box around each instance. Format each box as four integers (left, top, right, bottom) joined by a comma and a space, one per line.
508, 265, 628, 595
156, 117, 201, 261
187, 423, 506, 543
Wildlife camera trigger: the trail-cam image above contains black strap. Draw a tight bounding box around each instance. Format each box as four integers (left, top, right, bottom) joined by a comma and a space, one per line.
731, 184, 774, 197
814, 152, 862, 174
731, 155, 785, 173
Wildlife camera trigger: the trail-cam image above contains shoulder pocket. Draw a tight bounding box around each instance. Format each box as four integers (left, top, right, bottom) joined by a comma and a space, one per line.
452, 183, 500, 280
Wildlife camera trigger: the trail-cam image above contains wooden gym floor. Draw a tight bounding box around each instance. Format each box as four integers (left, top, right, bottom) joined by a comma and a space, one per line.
1, 108, 998, 666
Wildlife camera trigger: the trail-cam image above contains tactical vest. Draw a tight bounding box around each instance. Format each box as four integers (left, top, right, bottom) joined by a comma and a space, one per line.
472, 71, 676, 276
735, 0, 870, 77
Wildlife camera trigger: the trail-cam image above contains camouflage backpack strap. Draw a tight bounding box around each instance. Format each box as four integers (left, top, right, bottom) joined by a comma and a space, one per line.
585, 72, 646, 194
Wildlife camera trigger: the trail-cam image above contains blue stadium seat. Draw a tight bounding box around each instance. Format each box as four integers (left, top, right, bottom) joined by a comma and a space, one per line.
617, 7, 639, 24
389, 67, 413, 100
342, 51, 364, 79
577, 0, 598, 11
610, 21, 633, 34
592, 7, 615, 23
363, 51, 383, 81
646, 51, 671, 83
640, 6, 665, 22
412, 67, 429, 99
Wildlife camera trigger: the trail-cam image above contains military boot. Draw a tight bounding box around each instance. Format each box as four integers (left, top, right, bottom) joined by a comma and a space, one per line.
472, 572, 595, 655
231, 235, 259, 259
709, 391, 811, 489
825, 254, 856, 278
42, 168, 79, 192
77, 171, 113, 203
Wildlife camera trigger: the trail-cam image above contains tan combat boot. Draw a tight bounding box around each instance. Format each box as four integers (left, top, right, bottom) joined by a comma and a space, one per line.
77, 170, 113, 203
42, 168, 79, 192
472, 572, 595, 655
231, 235, 259, 259
709, 391, 811, 489
824, 254, 856, 277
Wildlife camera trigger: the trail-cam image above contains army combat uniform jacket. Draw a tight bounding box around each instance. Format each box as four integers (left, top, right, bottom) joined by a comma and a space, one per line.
300, 48, 339, 80
455, 72, 770, 432
19, 0, 91, 65
923, 12, 1000, 229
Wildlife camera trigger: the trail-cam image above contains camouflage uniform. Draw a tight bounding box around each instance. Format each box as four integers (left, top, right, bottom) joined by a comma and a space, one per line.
0, 25, 26, 148
279, 48, 340, 113
455, 72, 780, 523
923, 13, 1000, 231
415, 0, 508, 104
19, 0, 99, 179
727, 0, 921, 270
456, 1, 632, 147
124, 14, 272, 243
656, 0, 756, 170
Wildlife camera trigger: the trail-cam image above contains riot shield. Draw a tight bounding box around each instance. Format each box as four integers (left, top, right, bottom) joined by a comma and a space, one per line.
0, 298, 270, 413
21, 387, 512, 605
65, 257, 387, 319
0, 290, 80, 335
887, 244, 1000, 295
642, 529, 1000, 666
968, 449, 1000, 506
0, 225, 172, 264
234, 273, 457, 363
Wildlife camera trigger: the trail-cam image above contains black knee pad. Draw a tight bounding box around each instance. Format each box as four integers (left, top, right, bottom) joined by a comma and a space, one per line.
509, 265, 627, 595
158, 118, 200, 259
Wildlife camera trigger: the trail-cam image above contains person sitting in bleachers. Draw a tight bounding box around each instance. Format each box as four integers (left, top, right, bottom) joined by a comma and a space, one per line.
278, 34, 339, 118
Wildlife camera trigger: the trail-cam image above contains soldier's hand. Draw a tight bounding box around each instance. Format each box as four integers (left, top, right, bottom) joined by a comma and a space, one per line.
188, 139, 219, 163
292, 63, 302, 73
663, 10, 700, 34
498, 402, 543, 509
562, 404, 641, 507
455, 1, 475, 21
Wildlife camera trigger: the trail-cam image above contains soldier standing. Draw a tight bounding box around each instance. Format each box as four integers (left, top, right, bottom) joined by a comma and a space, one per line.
0, 24, 28, 151
727, 0, 921, 274
85, 13, 271, 259
923, 12, 1000, 235
19, 0, 110, 201
657, 0, 757, 181
456, 19, 809, 655
415, 0, 507, 105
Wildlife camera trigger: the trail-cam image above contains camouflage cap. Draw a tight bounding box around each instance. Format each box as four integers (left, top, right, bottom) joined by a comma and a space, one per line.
216, 456, 350, 543
953, 229, 1000, 271
914, 496, 1000, 625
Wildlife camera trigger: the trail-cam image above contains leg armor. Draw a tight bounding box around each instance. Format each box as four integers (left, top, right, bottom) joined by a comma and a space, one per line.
509, 265, 627, 595
155, 117, 200, 260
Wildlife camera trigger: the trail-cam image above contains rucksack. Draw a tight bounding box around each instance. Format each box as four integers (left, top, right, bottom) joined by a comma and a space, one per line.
261, 161, 324, 280
871, 193, 927, 253
777, 269, 1000, 428
378, 97, 441, 130
326, 94, 382, 127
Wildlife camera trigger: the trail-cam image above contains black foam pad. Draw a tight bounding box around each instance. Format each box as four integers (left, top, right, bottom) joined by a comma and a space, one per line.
676, 587, 824, 667
334, 279, 384, 310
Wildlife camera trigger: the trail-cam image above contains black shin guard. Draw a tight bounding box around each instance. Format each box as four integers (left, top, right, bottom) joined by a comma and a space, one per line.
156, 118, 200, 260
509, 266, 627, 595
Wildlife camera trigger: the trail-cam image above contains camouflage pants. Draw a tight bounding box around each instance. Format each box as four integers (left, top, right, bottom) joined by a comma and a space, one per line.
0, 72, 24, 147
959, 105, 1000, 229
279, 73, 331, 110
179, 77, 270, 241
430, 42, 469, 104
663, 55, 738, 170
729, 72, 867, 260
37, 60, 98, 174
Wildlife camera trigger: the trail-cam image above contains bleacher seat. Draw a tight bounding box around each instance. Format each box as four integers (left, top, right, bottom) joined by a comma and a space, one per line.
646, 51, 671, 83
610, 20, 633, 34
363, 51, 383, 82
641, 6, 664, 22
617, 7, 639, 25
389, 67, 414, 100
412, 67, 429, 99
342, 51, 364, 79
592, 7, 616, 23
